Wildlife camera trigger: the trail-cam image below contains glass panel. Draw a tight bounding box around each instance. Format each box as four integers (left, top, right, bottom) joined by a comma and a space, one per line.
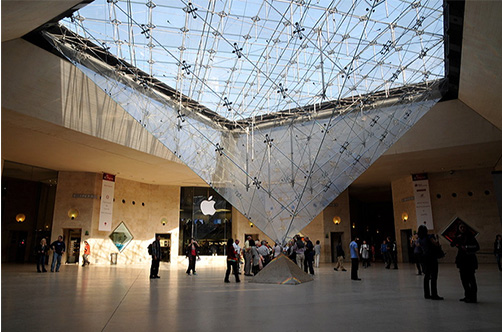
109, 222, 134, 253
179, 187, 232, 256
45, 0, 445, 244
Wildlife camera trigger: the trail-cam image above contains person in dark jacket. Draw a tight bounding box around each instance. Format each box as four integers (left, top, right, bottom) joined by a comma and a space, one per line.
224, 238, 240, 283
150, 235, 162, 279
451, 222, 480, 303
50, 235, 65, 272
186, 238, 199, 276
494, 234, 502, 271
386, 236, 398, 269
36, 238, 48, 273
417, 225, 443, 300
303, 236, 315, 275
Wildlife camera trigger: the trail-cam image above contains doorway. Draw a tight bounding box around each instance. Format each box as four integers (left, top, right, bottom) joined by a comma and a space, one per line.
330, 232, 344, 263
6, 231, 28, 263
400, 229, 413, 263
156, 233, 171, 262
64, 229, 81, 264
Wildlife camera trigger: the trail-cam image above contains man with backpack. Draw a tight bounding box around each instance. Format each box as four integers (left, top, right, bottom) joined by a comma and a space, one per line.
149, 235, 162, 279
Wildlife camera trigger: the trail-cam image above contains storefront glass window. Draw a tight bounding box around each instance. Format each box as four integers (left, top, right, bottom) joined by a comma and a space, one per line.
179, 187, 232, 256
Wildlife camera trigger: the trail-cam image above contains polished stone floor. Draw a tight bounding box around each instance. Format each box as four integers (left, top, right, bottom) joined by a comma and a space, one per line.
2, 260, 502, 332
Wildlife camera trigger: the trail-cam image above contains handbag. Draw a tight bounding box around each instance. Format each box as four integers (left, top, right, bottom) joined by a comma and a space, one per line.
432, 238, 446, 259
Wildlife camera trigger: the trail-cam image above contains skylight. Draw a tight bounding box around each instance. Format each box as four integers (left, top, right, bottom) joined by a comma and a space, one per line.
61, 0, 444, 122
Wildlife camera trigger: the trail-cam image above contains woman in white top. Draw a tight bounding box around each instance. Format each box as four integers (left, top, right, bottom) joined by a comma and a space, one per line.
314, 240, 321, 268
273, 243, 282, 258
360, 240, 370, 268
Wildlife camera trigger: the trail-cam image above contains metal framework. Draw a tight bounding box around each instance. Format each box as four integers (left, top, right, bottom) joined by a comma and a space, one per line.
44, 0, 446, 243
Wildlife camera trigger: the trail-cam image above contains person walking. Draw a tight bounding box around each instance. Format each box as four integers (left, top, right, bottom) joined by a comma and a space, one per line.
186, 238, 199, 276
418, 225, 443, 300
224, 238, 240, 283
333, 242, 347, 271
150, 235, 162, 279
494, 234, 502, 271
451, 222, 480, 303
233, 239, 242, 274
82, 241, 91, 267
36, 238, 48, 273
50, 235, 65, 272
314, 240, 321, 268
350, 237, 361, 280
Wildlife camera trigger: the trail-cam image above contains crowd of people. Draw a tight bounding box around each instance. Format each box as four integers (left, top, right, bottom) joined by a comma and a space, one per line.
40, 224, 500, 305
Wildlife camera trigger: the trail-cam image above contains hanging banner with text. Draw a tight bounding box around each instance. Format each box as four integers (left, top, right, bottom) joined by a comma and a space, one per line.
412, 173, 434, 230
99, 173, 115, 231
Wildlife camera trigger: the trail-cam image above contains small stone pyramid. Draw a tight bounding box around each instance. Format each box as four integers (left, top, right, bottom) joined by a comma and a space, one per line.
249, 254, 314, 285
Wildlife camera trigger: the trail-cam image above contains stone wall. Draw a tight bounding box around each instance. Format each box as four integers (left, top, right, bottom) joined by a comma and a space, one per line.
392, 168, 502, 263
52, 171, 180, 265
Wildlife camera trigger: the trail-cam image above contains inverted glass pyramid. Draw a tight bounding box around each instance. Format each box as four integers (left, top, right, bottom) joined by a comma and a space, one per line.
44, 0, 445, 243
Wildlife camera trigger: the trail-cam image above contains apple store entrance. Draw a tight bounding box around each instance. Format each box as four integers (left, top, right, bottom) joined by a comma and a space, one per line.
179, 187, 233, 256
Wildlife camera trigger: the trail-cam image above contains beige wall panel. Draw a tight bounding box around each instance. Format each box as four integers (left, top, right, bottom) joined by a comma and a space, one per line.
459, 0, 502, 130
320, 190, 351, 263
52, 172, 181, 265
391, 176, 417, 263
392, 169, 502, 264
428, 169, 502, 263
2, 39, 177, 162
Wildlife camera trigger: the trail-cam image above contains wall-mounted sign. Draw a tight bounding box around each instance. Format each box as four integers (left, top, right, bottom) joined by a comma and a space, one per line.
99, 173, 115, 231
412, 173, 434, 230
72, 194, 98, 199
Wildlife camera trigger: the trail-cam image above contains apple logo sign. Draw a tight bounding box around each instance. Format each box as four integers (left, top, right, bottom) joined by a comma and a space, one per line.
200, 196, 216, 216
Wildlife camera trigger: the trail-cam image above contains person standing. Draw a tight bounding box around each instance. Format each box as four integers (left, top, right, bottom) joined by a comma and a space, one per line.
314, 240, 321, 268
333, 242, 346, 271
273, 242, 282, 259
150, 235, 162, 279
411, 233, 423, 275
386, 236, 398, 269
494, 234, 502, 271
224, 238, 240, 283
451, 222, 480, 303
304, 237, 315, 275
257, 240, 271, 267
82, 241, 91, 267
360, 240, 370, 268
293, 235, 306, 270
418, 225, 443, 300
249, 239, 260, 276
50, 235, 65, 272
186, 238, 199, 276
36, 238, 48, 273
381, 240, 389, 267
244, 235, 253, 276
350, 237, 361, 280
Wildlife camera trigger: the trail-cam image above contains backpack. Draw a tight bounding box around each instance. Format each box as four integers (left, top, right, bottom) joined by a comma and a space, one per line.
148, 243, 153, 255
297, 240, 305, 249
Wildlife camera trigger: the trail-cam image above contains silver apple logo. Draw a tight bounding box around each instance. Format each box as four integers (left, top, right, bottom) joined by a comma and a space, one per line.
200, 196, 216, 216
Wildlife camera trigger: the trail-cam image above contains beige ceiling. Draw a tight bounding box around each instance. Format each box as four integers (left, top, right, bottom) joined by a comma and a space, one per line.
1, 0, 83, 42
2, 0, 502, 193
